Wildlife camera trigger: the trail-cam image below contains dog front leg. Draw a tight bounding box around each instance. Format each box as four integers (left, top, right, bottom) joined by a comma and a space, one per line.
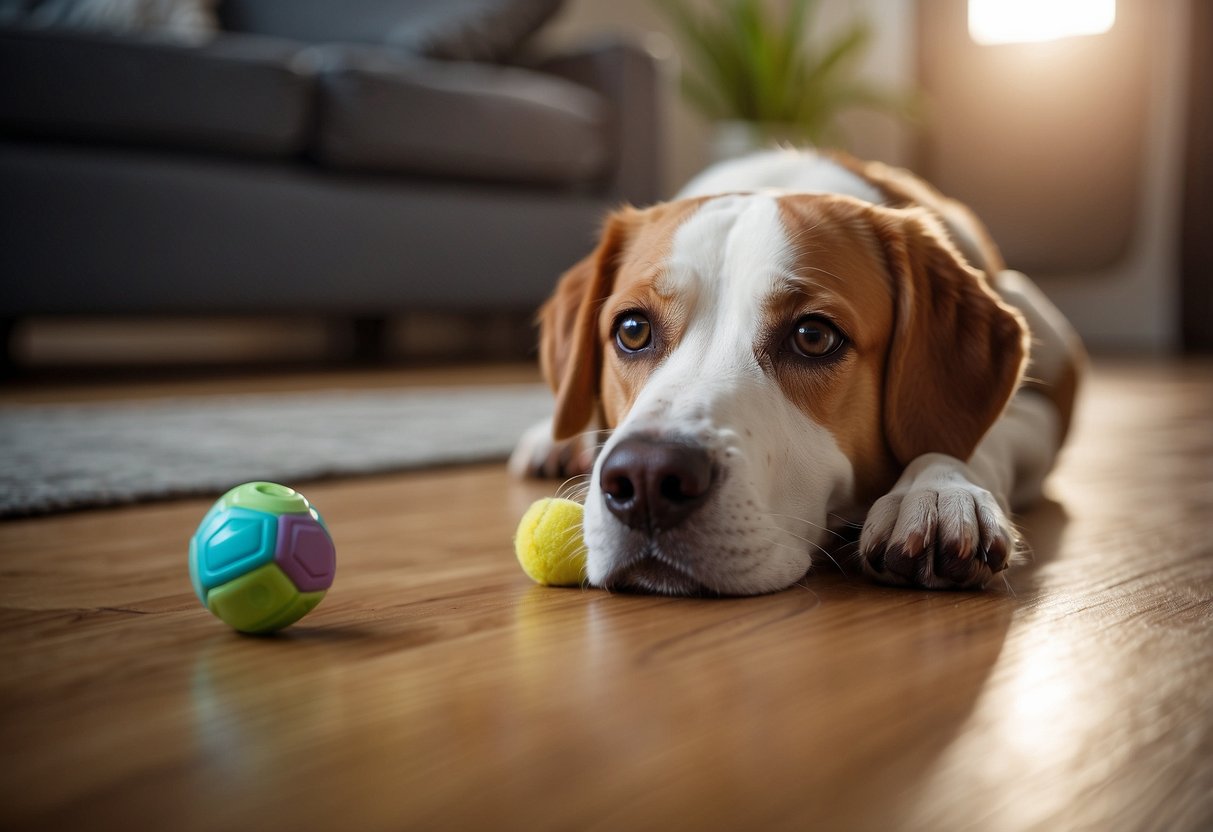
509, 417, 601, 479
858, 391, 1062, 589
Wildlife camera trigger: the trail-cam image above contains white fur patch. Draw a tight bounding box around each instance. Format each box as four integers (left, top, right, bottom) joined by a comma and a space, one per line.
677, 149, 884, 205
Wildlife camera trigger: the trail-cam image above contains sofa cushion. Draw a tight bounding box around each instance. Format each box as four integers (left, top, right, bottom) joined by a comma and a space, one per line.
310, 45, 612, 187
220, 0, 563, 62
1, 0, 218, 37
0, 26, 313, 156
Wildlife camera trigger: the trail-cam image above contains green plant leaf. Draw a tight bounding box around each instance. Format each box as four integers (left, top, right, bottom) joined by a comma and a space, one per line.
654, 0, 915, 147
803, 19, 873, 90
774, 0, 814, 118
731, 0, 771, 118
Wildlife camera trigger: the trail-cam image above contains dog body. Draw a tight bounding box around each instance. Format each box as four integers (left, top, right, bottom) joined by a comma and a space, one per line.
513, 149, 1082, 595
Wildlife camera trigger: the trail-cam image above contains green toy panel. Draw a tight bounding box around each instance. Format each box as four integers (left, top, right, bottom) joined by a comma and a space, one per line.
206, 563, 325, 633
239, 589, 326, 634
220, 482, 311, 516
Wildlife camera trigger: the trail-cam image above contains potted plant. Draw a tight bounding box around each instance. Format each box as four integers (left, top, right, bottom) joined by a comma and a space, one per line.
656, 0, 916, 159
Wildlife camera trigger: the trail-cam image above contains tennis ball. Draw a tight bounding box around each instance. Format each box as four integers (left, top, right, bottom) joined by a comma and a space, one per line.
514, 497, 587, 586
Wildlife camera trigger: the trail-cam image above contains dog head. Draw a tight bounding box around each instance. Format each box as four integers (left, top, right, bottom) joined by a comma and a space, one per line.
541, 192, 1027, 595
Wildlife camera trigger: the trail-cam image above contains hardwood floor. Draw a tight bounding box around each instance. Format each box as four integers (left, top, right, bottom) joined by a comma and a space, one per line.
1, 360, 1210, 831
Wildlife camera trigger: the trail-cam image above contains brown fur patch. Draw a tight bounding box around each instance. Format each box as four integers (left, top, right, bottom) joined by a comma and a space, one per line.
772, 195, 903, 502
539, 199, 707, 439
595, 200, 708, 428
772, 194, 1028, 499
868, 207, 1028, 467
828, 151, 1006, 274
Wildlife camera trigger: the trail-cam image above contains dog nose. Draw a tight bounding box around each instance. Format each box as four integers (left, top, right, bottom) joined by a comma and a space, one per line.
599, 438, 714, 532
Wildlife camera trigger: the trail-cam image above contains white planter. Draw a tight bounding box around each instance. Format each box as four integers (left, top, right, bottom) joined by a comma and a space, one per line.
710, 120, 813, 162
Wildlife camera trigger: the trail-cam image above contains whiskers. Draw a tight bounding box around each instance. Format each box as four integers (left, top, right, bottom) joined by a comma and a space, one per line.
757, 525, 847, 576
827, 511, 864, 531
997, 571, 1017, 597
761, 511, 863, 575
556, 474, 592, 503
790, 574, 823, 606
549, 427, 611, 498
763, 511, 850, 543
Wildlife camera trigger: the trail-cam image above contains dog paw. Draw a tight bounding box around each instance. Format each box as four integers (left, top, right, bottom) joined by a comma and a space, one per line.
859, 456, 1016, 590
508, 418, 598, 480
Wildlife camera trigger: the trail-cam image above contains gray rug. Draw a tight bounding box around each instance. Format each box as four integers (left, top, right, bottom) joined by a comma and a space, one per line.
0, 384, 553, 517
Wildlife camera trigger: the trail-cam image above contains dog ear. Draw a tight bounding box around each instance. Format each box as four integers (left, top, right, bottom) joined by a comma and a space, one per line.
872, 209, 1029, 466
539, 210, 634, 441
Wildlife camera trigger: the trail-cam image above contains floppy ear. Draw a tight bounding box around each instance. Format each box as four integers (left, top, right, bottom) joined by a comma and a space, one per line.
872, 209, 1029, 465
539, 210, 633, 440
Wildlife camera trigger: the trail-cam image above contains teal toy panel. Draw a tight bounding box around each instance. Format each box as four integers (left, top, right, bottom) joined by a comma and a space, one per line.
191, 507, 278, 592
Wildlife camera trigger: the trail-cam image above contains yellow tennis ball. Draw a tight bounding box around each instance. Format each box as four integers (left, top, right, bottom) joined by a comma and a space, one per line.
514, 497, 587, 586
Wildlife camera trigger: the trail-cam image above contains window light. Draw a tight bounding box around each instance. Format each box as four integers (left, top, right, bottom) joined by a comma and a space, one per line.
969, 0, 1116, 45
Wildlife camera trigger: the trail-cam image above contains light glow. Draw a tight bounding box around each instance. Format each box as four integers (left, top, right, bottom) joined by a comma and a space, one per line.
969, 0, 1116, 45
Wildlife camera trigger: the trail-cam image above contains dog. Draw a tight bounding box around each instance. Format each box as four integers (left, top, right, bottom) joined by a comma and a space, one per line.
511, 149, 1083, 595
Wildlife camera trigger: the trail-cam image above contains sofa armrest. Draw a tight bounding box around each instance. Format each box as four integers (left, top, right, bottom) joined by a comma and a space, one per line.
534, 38, 670, 205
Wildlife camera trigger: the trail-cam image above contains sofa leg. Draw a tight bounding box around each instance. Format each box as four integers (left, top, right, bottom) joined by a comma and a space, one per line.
349, 316, 389, 363
0, 317, 16, 378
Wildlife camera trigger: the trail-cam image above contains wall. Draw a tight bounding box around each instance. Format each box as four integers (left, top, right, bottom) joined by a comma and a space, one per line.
1034, 0, 1189, 352
538, 0, 918, 197
544, 0, 1189, 352
14, 0, 1185, 365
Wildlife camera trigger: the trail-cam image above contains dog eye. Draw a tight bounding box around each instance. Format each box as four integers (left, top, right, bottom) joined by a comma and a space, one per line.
615, 313, 652, 352
789, 316, 844, 358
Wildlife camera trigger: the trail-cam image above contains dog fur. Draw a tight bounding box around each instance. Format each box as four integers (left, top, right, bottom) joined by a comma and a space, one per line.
511, 149, 1083, 595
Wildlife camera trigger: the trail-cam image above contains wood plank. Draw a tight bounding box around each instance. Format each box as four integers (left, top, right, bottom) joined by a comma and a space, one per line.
0, 360, 1210, 830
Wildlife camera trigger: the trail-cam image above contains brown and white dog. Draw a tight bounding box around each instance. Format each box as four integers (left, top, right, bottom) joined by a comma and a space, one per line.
511, 149, 1082, 595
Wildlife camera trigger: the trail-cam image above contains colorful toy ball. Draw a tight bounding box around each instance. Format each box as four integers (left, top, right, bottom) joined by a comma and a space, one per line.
189, 482, 335, 634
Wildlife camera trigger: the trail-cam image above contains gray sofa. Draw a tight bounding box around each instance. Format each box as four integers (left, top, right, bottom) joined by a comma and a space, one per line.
0, 0, 664, 356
